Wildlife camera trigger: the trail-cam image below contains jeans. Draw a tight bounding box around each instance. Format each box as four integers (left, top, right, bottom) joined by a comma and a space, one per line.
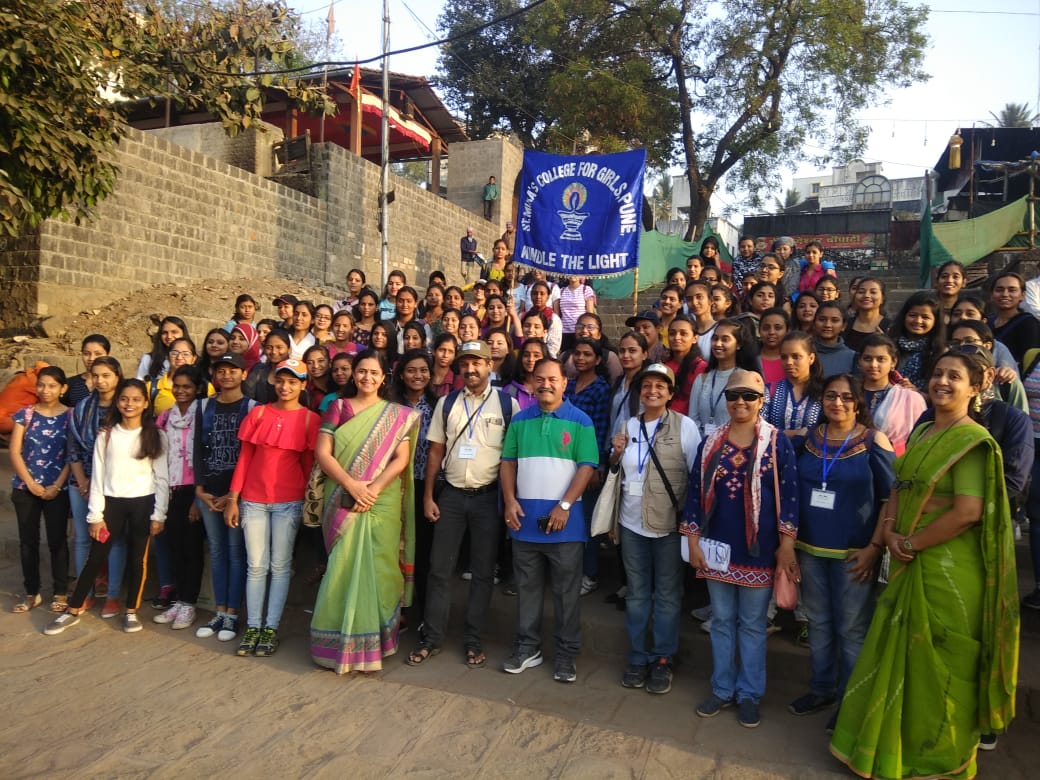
240, 500, 302, 629
70, 485, 126, 599
200, 504, 246, 612
798, 552, 876, 698
619, 526, 682, 666
422, 485, 500, 647
705, 578, 772, 704
164, 486, 205, 604
13, 487, 70, 596
512, 539, 583, 659
69, 495, 155, 611
1027, 443, 1040, 587
150, 526, 174, 591
581, 485, 602, 579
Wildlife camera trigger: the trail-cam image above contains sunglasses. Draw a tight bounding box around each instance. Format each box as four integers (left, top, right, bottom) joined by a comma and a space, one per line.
724, 390, 763, 402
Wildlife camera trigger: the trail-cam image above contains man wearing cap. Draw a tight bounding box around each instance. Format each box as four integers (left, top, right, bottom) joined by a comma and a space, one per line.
626, 310, 669, 364
460, 228, 478, 264
500, 357, 600, 683
607, 363, 700, 694
408, 340, 520, 668
273, 294, 298, 330
501, 221, 516, 259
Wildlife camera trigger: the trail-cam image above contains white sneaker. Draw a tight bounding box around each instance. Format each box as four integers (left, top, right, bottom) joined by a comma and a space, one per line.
123, 613, 143, 633
580, 576, 598, 596
172, 603, 196, 630
196, 614, 224, 638
700, 618, 712, 634
153, 603, 181, 625
217, 615, 239, 642
44, 612, 81, 635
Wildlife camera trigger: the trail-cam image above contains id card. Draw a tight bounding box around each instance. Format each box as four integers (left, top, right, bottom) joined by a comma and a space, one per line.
810, 488, 836, 510
703, 423, 719, 437
626, 481, 644, 497
458, 445, 478, 460
698, 538, 731, 573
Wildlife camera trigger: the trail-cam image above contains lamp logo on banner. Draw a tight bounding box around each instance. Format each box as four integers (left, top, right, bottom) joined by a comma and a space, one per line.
514, 149, 646, 277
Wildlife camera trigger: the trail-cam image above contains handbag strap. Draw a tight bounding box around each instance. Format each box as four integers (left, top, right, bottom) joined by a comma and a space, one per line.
641, 415, 680, 511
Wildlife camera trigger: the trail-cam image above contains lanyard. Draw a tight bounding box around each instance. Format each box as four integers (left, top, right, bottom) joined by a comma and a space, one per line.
637, 416, 661, 476
707, 371, 726, 421
820, 425, 854, 490
461, 391, 490, 440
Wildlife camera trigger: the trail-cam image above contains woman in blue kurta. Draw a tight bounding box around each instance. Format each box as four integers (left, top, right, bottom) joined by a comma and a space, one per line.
683, 369, 800, 729
788, 374, 895, 725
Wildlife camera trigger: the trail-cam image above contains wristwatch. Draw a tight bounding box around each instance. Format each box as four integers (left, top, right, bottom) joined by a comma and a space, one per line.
901, 537, 915, 554
559, 500, 572, 511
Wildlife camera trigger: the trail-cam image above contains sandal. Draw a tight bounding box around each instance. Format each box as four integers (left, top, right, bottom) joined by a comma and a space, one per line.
405, 642, 440, 666
14, 594, 42, 613
50, 595, 68, 613
465, 646, 486, 669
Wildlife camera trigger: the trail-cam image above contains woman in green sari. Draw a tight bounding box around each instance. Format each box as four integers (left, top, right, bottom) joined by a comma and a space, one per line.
310, 350, 420, 673
830, 349, 1019, 779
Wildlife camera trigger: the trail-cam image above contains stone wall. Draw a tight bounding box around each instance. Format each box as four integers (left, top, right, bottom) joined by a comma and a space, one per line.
0, 125, 505, 331
446, 137, 525, 231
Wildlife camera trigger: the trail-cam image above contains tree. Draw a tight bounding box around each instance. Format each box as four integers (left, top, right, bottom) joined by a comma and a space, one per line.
987, 102, 1039, 129
436, 0, 928, 240
0, 0, 334, 237
774, 188, 801, 213
652, 175, 673, 225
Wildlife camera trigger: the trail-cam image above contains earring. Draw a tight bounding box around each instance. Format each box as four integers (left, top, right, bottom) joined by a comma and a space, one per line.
972, 394, 982, 413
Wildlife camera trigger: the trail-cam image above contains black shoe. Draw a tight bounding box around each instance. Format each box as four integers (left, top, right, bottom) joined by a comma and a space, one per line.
738, 699, 761, 728
621, 664, 648, 689
788, 692, 836, 716
645, 658, 673, 695
553, 657, 577, 683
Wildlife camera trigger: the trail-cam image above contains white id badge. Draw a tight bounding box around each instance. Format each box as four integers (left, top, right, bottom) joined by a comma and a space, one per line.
810, 488, 836, 510
626, 481, 644, 497
703, 423, 719, 437
698, 538, 731, 573
458, 445, 477, 460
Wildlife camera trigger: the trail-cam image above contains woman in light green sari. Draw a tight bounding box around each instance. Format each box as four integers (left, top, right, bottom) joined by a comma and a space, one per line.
310, 351, 419, 673
830, 350, 1019, 779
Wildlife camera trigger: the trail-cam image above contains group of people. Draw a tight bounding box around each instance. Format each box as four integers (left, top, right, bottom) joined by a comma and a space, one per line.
9, 237, 1035, 780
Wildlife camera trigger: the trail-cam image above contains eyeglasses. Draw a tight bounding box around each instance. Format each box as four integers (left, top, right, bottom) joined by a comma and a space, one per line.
724, 390, 762, 402
822, 392, 856, 403
949, 337, 985, 347
759, 264, 780, 272
168, 350, 194, 358
574, 323, 599, 332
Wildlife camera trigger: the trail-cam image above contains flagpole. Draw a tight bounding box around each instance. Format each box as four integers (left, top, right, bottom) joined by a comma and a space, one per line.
380, 0, 390, 289
321, 3, 334, 144
632, 266, 639, 317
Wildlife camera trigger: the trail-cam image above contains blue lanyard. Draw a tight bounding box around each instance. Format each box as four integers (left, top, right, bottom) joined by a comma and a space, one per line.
461, 392, 490, 440
707, 372, 726, 420
820, 425, 855, 490
637, 416, 661, 476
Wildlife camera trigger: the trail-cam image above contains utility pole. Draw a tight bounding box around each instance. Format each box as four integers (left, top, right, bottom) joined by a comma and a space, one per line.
380, 0, 391, 290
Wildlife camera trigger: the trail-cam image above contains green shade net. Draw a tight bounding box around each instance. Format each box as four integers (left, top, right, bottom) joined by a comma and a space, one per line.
919, 195, 1028, 286
592, 226, 733, 299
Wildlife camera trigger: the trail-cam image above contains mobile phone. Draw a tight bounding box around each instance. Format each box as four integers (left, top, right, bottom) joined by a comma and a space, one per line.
891, 369, 905, 384
340, 491, 356, 511
97, 527, 110, 543
537, 514, 552, 533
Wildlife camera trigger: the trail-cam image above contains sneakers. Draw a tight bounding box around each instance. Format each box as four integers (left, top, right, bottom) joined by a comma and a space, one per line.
738, 699, 761, 728
795, 622, 810, 647
699, 618, 712, 635
196, 614, 223, 638
621, 664, 648, 689
553, 657, 577, 683
580, 576, 599, 596
645, 659, 673, 695
44, 612, 81, 635
153, 603, 181, 625
237, 626, 261, 656
690, 605, 713, 622
172, 604, 195, 630
503, 648, 543, 674
151, 585, 176, 610
979, 733, 998, 751
217, 615, 239, 642
766, 619, 783, 636
460, 571, 473, 581
1022, 587, 1040, 610
788, 692, 837, 716
695, 694, 734, 718
123, 613, 143, 633
101, 598, 121, 619
254, 627, 279, 657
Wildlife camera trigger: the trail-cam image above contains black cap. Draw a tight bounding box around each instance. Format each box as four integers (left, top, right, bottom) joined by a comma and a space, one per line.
213, 353, 245, 370
273, 294, 299, 306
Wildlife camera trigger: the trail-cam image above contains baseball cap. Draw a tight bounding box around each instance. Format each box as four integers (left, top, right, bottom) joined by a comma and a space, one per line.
273, 294, 298, 306
725, 369, 766, 395
274, 359, 307, 379
457, 341, 492, 360
212, 353, 245, 370
635, 363, 676, 390
625, 309, 661, 328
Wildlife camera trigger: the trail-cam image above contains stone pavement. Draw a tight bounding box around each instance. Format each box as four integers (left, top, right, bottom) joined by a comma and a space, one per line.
1, 550, 1038, 779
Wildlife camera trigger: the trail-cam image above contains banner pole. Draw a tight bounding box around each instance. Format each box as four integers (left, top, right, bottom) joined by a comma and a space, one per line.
632, 266, 640, 317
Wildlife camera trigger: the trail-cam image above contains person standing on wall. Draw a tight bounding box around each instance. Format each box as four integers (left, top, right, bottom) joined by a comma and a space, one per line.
483, 175, 499, 221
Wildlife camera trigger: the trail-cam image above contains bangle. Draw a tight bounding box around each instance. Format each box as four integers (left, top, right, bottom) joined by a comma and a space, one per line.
880, 516, 896, 526
869, 541, 883, 550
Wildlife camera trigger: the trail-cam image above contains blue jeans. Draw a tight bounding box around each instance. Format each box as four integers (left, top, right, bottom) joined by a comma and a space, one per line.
582, 485, 602, 579
240, 500, 302, 629
705, 578, 772, 704
200, 504, 246, 611
797, 551, 876, 698
619, 526, 682, 665
70, 485, 126, 599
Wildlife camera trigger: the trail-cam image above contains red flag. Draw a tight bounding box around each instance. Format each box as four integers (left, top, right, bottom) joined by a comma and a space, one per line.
349, 62, 360, 97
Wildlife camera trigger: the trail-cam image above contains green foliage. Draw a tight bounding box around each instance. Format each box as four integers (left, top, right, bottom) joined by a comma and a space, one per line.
436, 0, 929, 239
0, 0, 335, 237
987, 102, 1039, 129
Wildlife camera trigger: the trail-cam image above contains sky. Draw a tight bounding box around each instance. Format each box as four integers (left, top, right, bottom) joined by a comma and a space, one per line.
290, 0, 1040, 206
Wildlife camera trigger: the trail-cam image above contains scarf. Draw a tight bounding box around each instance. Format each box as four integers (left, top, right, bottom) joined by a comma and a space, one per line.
698, 418, 778, 557
896, 335, 929, 357
157, 401, 197, 486
232, 323, 262, 371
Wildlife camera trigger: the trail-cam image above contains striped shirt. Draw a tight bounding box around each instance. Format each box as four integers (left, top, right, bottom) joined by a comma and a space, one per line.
501, 400, 599, 544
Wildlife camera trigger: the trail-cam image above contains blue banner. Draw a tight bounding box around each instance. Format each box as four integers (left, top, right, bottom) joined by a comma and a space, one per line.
514, 149, 646, 277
